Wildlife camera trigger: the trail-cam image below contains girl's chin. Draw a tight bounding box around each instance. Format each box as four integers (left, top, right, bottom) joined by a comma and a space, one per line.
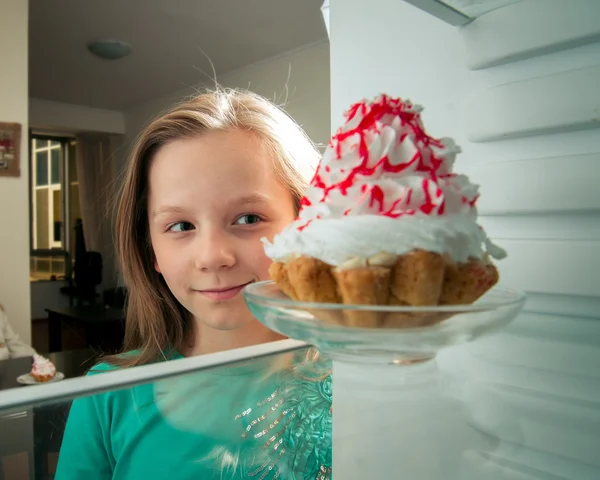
194, 310, 256, 332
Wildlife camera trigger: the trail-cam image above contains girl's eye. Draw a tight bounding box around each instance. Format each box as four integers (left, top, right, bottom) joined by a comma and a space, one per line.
168, 221, 195, 233
235, 214, 263, 225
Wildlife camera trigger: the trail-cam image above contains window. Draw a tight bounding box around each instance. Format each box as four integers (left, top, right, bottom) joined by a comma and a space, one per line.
30, 136, 80, 281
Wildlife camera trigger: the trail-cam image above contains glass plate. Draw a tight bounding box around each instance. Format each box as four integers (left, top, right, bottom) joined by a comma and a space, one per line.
244, 281, 526, 364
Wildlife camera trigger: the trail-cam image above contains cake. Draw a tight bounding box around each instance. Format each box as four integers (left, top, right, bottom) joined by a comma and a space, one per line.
31, 354, 56, 382
263, 94, 506, 328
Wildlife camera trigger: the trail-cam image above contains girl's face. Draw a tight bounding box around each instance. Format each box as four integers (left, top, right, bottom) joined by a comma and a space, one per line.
148, 129, 296, 333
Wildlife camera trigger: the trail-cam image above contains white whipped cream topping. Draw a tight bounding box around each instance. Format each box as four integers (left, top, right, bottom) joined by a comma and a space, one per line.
264, 214, 504, 266
32, 354, 56, 376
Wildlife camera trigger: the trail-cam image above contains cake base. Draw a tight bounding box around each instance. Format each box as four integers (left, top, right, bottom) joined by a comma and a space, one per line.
269, 250, 499, 328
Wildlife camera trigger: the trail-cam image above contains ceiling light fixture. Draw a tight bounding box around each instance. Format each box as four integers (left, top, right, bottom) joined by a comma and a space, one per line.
87, 39, 132, 60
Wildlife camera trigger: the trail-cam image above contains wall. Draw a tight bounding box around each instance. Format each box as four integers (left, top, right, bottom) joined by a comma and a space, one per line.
330, 0, 600, 478
30, 281, 70, 320
121, 41, 331, 175
0, 0, 31, 341
219, 41, 331, 148
29, 99, 125, 134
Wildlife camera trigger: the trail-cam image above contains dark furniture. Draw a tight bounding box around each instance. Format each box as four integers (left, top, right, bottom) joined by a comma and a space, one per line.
45, 305, 125, 354
0, 349, 99, 392
0, 349, 100, 479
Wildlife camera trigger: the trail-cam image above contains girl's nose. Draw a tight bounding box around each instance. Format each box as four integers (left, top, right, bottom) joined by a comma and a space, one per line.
193, 228, 236, 272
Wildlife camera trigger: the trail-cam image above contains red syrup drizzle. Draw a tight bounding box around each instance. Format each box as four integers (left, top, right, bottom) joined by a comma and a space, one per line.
296, 95, 476, 231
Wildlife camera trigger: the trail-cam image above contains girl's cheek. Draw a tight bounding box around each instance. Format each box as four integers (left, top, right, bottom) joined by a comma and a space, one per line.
257, 255, 273, 280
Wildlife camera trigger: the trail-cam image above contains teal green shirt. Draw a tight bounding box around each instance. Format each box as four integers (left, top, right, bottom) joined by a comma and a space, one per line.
55, 351, 332, 480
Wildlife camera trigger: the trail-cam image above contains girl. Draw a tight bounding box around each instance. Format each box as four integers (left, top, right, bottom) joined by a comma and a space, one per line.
55, 89, 332, 480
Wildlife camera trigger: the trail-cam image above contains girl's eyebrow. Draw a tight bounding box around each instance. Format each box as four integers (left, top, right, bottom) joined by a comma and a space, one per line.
152, 205, 187, 219
232, 193, 271, 207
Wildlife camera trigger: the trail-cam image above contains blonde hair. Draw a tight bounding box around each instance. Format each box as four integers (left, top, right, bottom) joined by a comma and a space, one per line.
108, 88, 320, 367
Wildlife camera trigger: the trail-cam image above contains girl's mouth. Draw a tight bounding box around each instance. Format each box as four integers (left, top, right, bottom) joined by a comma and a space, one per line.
196, 281, 253, 301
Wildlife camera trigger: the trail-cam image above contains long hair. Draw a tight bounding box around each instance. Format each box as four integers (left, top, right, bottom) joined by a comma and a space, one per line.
106, 88, 320, 367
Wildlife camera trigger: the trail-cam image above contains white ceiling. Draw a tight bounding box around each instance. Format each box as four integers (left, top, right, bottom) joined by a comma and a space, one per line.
29, 0, 328, 111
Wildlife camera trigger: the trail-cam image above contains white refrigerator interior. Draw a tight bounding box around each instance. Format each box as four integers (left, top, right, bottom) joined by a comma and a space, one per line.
329, 0, 600, 478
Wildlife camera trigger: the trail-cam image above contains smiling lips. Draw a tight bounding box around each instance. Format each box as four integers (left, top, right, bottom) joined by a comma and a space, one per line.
196, 282, 252, 301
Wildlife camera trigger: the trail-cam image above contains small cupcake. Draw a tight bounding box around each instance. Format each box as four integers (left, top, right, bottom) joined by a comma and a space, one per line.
31, 354, 56, 382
